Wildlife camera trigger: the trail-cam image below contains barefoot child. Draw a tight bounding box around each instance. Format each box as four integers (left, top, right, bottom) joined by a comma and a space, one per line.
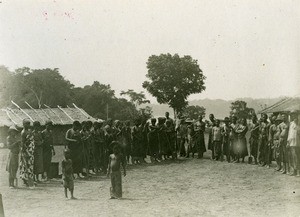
107, 142, 126, 199
62, 149, 76, 199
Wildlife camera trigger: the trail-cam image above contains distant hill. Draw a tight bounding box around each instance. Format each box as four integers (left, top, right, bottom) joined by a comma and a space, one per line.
148, 97, 286, 119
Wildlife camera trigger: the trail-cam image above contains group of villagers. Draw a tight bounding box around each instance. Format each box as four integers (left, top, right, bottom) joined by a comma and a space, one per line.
5, 110, 300, 199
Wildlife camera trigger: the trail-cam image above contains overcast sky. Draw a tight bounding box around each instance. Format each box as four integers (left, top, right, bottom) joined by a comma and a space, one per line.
0, 0, 299, 102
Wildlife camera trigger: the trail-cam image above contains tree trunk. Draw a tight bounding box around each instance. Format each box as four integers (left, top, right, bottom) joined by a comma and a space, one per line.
173, 108, 177, 119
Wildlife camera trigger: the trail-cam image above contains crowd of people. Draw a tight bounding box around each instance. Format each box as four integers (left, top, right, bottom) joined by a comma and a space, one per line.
5, 110, 300, 193
202, 111, 300, 178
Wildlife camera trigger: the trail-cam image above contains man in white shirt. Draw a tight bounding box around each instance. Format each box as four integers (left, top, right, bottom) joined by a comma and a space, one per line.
287, 111, 300, 176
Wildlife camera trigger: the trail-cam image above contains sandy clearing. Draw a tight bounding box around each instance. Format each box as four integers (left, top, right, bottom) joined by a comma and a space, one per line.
0, 150, 300, 217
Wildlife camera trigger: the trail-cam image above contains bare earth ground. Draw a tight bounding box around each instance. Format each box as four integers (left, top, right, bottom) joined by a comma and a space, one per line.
0, 148, 300, 217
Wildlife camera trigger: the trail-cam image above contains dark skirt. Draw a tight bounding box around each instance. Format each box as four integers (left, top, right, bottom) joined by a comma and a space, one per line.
158, 132, 170, 155
69, 142, 83, 173
222, 137, 230, 155
132, 138, 143, 158
34, 146, 44, 174
194, 132, 206, 154
250, 137, 259, 158
43, 149, 52, 174
166, 132, 176, 153
148, 132, 159, 156
6, 152, 19, 179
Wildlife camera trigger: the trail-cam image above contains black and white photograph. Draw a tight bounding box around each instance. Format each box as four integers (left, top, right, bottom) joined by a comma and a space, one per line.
0, 0, 299, 216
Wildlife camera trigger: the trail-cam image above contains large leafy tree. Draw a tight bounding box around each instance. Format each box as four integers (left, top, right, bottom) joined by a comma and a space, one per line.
0, 65, 147, 121
143, 53, 206, 116
109, 98, 138, 121
72, 81, 139, 121
230, 100, 255, 119
72, 81, 116, 119
0, 66, 73, 108
183, 105, 206, 120
120, 89, 152, 121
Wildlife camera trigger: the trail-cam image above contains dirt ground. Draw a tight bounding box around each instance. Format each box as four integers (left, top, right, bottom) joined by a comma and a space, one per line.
0, 149, 300, 217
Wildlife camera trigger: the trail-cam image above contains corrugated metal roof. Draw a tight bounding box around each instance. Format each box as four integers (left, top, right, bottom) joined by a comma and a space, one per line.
0, 107, 96, 127
258, 97, 300, 114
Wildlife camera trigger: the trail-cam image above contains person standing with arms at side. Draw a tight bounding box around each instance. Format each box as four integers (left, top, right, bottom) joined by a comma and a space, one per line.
41, 120, 55, 182
107, 142, 126, 199
62, 149, 76, 199
92, 121, 100, 173
230, 116, 238, 162
208, 114, 216, 160
193, 115, 206, 159
212, 119, 222, 161
177, 119, 188, 157
221, 117, 231, 162
279, 114, 289, 174
165, 119, 177, 159
6, 126, 21, 188
287, 111, 300, 176
131, 118, 143, 164
123, 120, 132, 164
66, 121, 84, 179
266, 116, 276, 168
19, 119, 34, 188
273, 115, 283, 171
141, 119, 150, 162
258, 114, 268, 166
233, 118, 248, 163
32, 121, 44, 183
148, 118, 160, 162
249, 116, 260, 165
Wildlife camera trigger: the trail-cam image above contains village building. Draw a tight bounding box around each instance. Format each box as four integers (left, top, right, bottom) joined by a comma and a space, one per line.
0, 105, 96, 147
259, 97, 300, 118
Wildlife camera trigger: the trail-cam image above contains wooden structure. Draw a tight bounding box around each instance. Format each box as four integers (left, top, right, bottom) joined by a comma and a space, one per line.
0, 105, 96, 146
258, 97, 300, 114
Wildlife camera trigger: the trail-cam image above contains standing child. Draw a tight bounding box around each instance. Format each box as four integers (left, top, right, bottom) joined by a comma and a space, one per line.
62, 149, 76, 199
107, 142, 126, 199
6, 126, 20, 188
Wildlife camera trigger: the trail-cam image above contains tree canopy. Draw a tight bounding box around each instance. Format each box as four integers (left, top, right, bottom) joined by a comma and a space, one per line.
143, 53, 206, 115
0, 66, 73, 108
0, 66, 150, 121
183, 105, 206, 120
230, 100, 255, 119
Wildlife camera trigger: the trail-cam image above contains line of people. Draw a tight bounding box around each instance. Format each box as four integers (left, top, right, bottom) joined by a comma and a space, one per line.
181, 111, 300, 177
6, 119, 55, 188
249, 112, 300, 176
64, 112, 181, 179
6, 110, 300, 189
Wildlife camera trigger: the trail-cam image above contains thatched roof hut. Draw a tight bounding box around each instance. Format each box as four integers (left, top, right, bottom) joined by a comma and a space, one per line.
0, 106, 96, 146
258, 97, 300, 114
